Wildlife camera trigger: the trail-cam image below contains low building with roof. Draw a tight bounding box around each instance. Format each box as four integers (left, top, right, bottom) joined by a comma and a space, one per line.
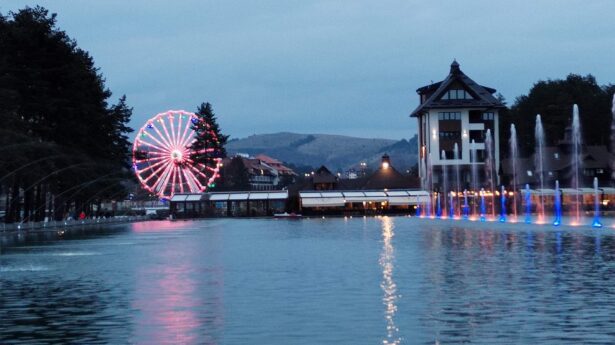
297, 154, 423, 215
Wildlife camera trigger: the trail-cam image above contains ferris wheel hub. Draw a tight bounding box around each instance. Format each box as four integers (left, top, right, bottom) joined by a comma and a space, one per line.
171, 149, 183, 163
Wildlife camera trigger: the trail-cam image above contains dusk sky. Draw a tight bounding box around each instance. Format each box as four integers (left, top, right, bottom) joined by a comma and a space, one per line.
3, 0, 615, 140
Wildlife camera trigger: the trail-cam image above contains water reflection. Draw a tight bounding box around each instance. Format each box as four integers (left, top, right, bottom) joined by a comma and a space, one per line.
379, 216, 400, 345
131, 224, 224, 344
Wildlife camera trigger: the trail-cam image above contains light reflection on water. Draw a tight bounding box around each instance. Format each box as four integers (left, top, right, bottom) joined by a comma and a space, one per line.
2, 218, 615, 344
379, 216, 400, 345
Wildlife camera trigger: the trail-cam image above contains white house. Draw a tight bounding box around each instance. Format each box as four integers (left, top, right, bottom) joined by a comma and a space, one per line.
410, 60, 506, 191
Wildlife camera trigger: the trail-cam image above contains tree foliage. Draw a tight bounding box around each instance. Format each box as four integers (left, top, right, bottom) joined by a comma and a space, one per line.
0, 7, 133, 222
188, 102, 228, 189
501, 74, 615, 156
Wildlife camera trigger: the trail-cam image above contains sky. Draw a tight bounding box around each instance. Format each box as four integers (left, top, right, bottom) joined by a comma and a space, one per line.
3, 0, 615, 140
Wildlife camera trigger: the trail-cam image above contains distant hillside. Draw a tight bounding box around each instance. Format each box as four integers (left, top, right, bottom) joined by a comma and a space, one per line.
226, 132, 418, 171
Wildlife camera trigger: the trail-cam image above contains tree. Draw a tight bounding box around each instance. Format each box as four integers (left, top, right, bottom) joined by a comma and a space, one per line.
220, 157, 250, 191
501, 74, 614, 156
0, 6, 133, 222
189, 102, 228, 188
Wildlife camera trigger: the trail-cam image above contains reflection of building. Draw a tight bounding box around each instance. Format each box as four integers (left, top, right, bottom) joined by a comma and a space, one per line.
410, 60, 506, 190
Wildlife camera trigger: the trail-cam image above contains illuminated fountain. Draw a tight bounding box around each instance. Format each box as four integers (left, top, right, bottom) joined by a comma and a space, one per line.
499, 185, 506, 223
479, 188, 486, 222
535, 115, 546, 222
571, 105, 582, 223
449, 192, 455, 218
524, 184, 532, 224
471, 139, 479, 218
454, 142, 461, 217
415, 100, 615, 228
485, 129, 496, 219
592, 177, 602, 228
441, 150, 448, 217
509, 124, 519, 220
553, 180, 562, 226
462, 190, 469, 220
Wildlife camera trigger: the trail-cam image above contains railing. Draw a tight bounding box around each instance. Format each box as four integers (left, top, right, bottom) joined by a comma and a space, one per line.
0, 216, 150, 233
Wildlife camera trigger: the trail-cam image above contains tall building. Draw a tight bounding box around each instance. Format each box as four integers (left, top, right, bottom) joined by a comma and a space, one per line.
410, 60, 506, 191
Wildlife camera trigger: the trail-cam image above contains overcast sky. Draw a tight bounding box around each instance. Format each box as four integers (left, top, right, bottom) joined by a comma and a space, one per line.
3, 0, 615, 140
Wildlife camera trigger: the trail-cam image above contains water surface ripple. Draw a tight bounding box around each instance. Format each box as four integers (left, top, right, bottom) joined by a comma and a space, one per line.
2, 218, 615, 344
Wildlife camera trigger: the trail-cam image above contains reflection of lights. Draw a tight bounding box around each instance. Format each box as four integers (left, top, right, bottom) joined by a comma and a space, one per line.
379, 217, 400, 345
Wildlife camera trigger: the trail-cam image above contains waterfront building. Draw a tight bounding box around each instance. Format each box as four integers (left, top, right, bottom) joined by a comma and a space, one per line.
410, 60, 506, 191
298, 155, 424, 215
219, 154, 297, 191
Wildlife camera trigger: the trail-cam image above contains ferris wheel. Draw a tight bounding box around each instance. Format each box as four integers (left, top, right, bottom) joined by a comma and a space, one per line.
132, 110, 221, 199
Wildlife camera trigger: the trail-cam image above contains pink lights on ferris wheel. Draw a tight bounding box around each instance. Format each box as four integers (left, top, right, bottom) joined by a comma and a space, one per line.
132, 110, 221, 200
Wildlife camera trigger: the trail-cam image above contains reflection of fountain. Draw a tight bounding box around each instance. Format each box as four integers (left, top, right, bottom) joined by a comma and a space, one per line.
379, 217, 400, 345
509, 124, 519, 219
592, 177, 602, 228
535, 115, 546, 221
571, 105, 582, 223
553, 180, 561, 226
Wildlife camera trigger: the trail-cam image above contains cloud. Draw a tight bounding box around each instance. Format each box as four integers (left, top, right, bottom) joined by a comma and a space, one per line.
3, 0, 615, 140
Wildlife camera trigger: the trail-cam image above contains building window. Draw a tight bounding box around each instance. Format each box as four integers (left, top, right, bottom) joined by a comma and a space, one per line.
441, 89, 474, 100
439, 131, 461, 140
438, 112, 461, 120
469, 130, 483, 143
482, 112, 494, 121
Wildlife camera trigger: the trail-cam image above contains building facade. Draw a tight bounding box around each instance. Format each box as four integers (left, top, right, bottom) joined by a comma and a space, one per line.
410, 60, 506, 191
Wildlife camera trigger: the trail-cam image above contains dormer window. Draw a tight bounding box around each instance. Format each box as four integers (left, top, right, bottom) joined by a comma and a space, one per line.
441, 89, 474, 100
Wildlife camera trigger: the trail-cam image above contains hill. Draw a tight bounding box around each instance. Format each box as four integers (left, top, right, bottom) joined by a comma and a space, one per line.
226, 132, 418, 172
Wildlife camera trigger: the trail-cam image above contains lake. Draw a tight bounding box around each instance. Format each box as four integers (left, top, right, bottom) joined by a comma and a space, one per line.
2, 217, 615, 344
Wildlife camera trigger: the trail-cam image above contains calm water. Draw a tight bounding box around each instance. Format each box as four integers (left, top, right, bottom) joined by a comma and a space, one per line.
2, 217, 615, 344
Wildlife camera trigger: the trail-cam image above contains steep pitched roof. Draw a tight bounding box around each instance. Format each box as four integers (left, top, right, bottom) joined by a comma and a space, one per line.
362, 166, 418, 190
312, 165, 338, 184
410, 60, 505, 117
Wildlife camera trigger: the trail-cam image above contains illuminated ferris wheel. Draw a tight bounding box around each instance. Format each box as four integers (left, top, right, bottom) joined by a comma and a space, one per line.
132, 110, 221, 199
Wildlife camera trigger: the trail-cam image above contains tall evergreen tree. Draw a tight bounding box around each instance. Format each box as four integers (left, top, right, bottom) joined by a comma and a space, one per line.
189, 102, 228, 172
0, 6, 134, 222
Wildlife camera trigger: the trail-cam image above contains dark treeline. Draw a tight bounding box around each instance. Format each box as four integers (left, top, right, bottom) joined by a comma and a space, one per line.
500, 74, 615, 157
0, 7, 133, 223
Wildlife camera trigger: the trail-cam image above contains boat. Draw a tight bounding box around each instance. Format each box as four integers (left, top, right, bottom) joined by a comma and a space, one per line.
273, 212, 303, 219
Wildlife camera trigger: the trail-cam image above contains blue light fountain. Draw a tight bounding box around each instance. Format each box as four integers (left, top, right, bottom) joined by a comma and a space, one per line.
463, 190, 469, 220
524, 184, 532, 224
553, 180, 561, 226
593, 177, 602, 228
480, 188, 486, 222
499, 185, 506, 222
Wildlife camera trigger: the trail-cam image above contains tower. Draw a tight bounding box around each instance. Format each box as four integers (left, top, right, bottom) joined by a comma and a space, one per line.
410, 60, 506, 191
